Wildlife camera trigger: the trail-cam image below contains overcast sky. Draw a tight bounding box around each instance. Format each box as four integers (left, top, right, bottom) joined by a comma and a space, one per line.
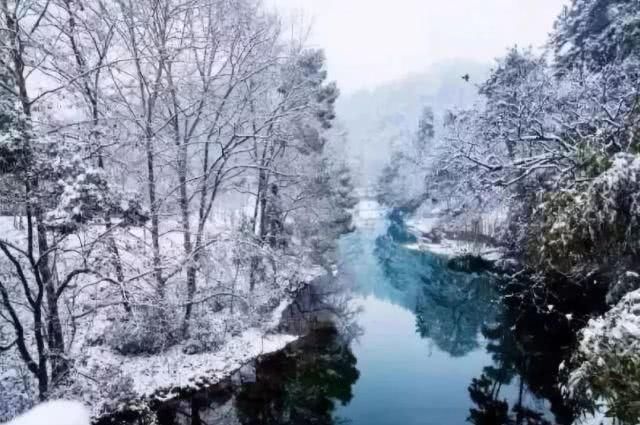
269, 0, 568, 93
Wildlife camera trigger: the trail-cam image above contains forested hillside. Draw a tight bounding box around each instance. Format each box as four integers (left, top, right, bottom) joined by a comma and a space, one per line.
338, 60, 488, 186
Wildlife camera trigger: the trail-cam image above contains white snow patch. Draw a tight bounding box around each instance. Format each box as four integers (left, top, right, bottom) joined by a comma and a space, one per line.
112, 329, 297, 399
573, 408, 613, 425
4, 401, 89, 425
352, 200, 386, 227
405, 216, 439, 234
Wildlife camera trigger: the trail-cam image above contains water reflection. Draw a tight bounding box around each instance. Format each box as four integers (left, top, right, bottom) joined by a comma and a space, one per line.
362, 214, 574, 425
152, 327, 359, 425
466, 285, 580, 425
235, 328, 359, 425
374, 231, 498, 357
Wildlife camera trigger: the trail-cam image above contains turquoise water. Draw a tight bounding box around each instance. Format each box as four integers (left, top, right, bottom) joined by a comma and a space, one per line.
332, 217, 541, 425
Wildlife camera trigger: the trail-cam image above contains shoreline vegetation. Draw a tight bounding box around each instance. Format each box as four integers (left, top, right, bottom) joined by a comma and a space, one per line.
91, 283, 306, 422
89, 297, 300, 420
95, 273, 352, 424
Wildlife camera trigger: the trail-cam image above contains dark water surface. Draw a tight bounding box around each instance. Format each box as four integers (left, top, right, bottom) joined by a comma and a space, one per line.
112, 203, 578, 425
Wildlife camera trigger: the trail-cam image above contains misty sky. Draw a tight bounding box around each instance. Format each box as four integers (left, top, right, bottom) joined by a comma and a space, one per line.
270, 0, 569, 93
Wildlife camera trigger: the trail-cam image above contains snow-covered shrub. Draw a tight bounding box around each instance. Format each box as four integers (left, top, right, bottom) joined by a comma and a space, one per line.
0, 365, 35, 422
50, 361, 137, 415
566, 289, 640, 424
607, 271, 640, 305
528, 189, 591, 274
105, 307, 180, 355
182, 315, 227, 355
530, 154, 640, 280
44, 152, 148, 233
582, 154, 640, 252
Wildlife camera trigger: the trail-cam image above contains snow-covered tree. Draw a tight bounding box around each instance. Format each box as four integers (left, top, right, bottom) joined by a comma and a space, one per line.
566, 288, 640, 424
0, 0, 351, 416
376, 105, 435, 210
529, 154, 640, 280
551, 0, 640, 72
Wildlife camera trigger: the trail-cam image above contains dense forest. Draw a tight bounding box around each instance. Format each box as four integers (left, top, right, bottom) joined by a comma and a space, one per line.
378, 0, 640, 422
0, 0, 357, 419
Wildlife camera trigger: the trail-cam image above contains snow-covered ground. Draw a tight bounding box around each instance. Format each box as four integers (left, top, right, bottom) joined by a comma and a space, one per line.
404, 215, 504, 261
1, 293, 303, 420
5, 401, 89, 425
76, 299, 299, 417
404, 215, 439, 234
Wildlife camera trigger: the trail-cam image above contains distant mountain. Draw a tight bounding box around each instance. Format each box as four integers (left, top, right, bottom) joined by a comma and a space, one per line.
337, 60, 490, 186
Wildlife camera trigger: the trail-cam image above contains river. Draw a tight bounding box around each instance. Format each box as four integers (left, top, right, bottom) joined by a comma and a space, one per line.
108, 201, 578, 425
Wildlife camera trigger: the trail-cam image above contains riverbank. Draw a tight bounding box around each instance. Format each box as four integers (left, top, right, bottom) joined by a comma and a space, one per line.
402, 216, 505, 263
92, 275, 349, 424
85, 268, 347, 422
84, 298, 300, 419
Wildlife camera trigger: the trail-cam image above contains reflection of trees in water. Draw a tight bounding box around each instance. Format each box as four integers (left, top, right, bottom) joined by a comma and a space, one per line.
279, 276, 363, 342
235, 327, 359, 425
156, 389, 238, 425
468, 374, 552, 425
375, 220, 577, 424
233, 278, 361, 425
374, 233, 433, 297
374, 233, 498, 357
467, 293, 579, 425
416, 274, 496, 357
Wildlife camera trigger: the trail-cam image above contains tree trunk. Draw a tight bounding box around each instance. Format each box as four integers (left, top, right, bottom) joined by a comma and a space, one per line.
0, 279, 48, 399
3, 2, 68, 383
61, 0, 130, 314
249, 168, 268, 291
36, 212, 67, 381
33, 301, 48, 400
146, 135, 165, 298
178, 131, 195, 334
